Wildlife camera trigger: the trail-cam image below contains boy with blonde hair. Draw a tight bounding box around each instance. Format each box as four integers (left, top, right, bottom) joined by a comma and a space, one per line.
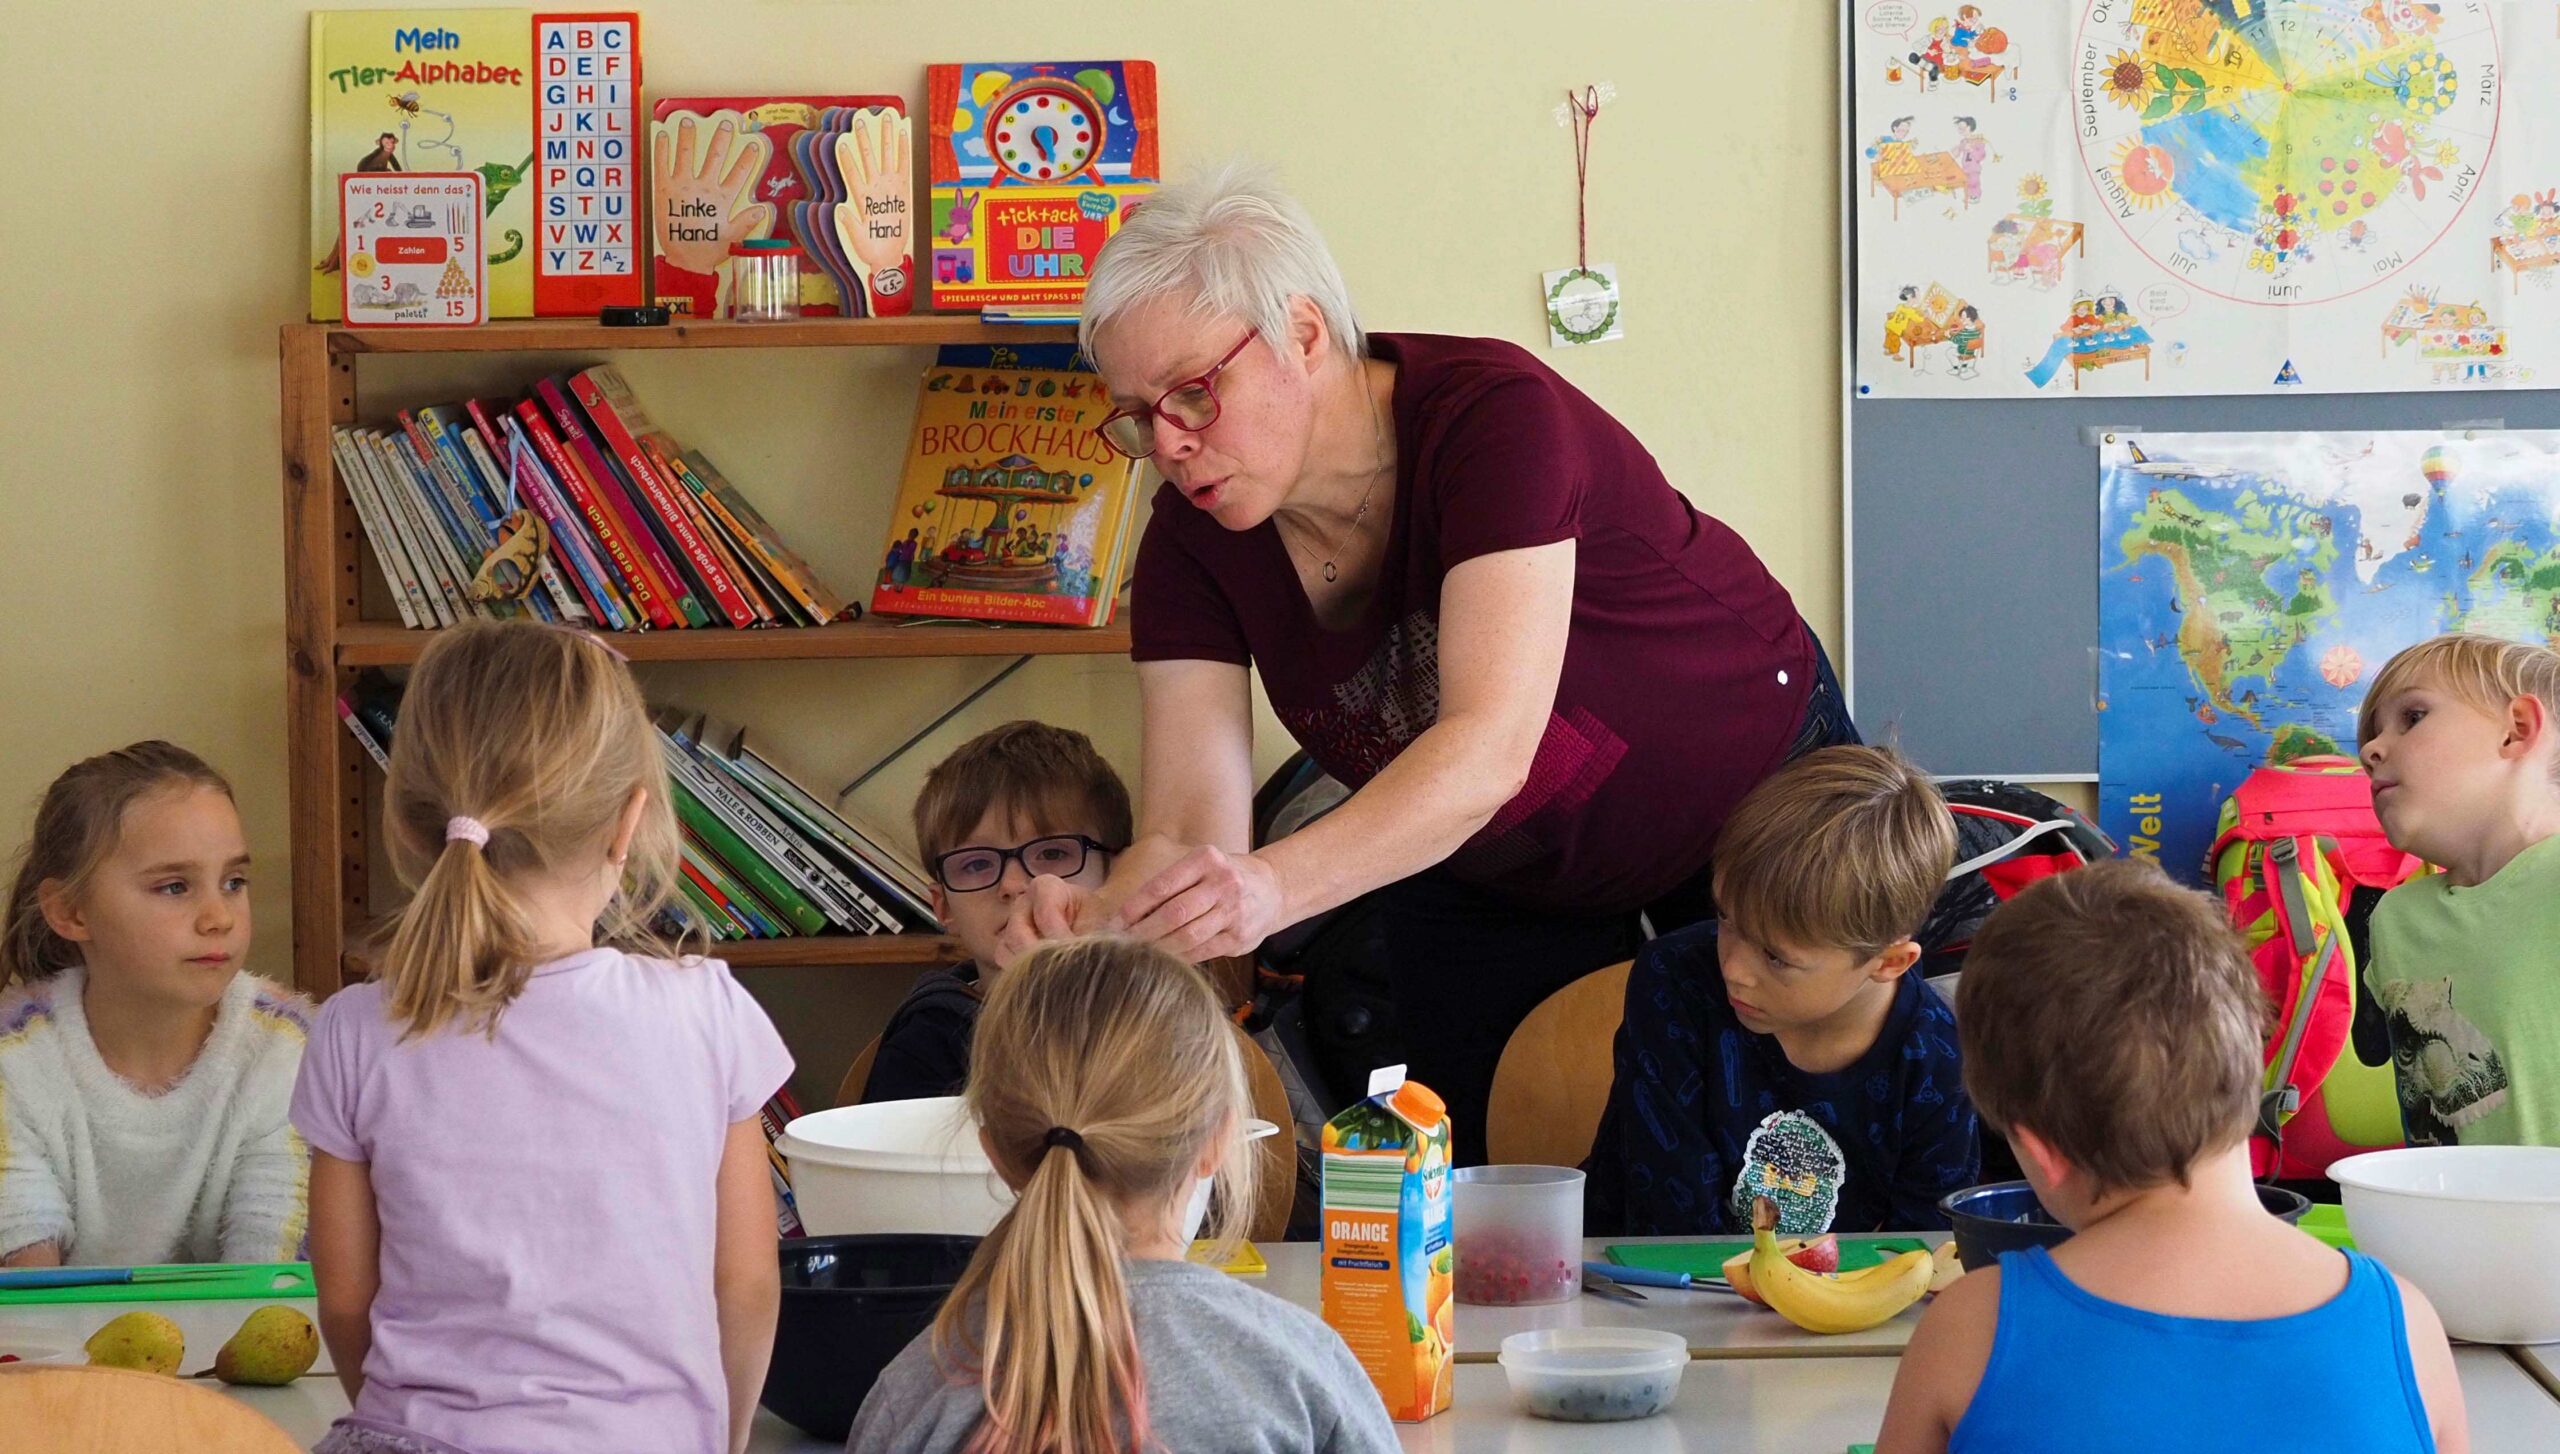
2358, 630, 2560, 1145
1878, 859, 2464, 1454
1584, 745, 1973, 1235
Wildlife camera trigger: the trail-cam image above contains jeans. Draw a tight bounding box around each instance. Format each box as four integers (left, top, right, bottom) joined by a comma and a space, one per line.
1373, 625, 1859, 1164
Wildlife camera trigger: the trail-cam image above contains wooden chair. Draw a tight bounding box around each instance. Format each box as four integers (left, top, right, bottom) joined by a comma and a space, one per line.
1235, 1021, 1298, 1244
832, 1033, 885, 1107
0, 1365, 302, 1453
1484, 961, 1632, 1167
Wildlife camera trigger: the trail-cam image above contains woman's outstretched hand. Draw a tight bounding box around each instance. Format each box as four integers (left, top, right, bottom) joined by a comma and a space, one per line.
995, 840, 1287, 965
1097, 845, 1286, 962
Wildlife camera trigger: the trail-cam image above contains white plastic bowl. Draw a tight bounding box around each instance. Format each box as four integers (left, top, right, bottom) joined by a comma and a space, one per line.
779, 1097, 1008, 1237
1498, 1327, 1689, 1422
2330, 1145, 2560, 1344
780, 1096, 1279, 1240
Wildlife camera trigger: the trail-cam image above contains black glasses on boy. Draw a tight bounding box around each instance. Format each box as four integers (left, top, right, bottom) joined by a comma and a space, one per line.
930, 835, 1117, 894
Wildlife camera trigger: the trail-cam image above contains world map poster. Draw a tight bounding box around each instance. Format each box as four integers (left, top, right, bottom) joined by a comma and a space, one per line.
1853, 0, 2560, 398
2097, 430, 2560, 882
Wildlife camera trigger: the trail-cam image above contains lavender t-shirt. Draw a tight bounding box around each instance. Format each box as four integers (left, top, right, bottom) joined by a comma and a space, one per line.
291, 947, 793, 1454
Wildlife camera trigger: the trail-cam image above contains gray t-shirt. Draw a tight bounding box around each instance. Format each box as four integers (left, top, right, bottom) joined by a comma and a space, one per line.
847, 1257, 1401, 1454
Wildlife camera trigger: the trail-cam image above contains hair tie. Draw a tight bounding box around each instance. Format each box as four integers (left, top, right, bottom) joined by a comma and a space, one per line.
445, 816, 491, 848
1041, 1126, 1085, 1157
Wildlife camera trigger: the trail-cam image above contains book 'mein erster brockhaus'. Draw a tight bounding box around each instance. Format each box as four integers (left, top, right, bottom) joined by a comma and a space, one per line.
870, 348, 1142, 628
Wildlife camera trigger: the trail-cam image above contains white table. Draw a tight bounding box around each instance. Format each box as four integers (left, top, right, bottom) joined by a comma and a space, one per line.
1256, 1238, 1938, 1361
1396, 1359, 1897, 1454
2457, 1347, 2560, 1454
16, 1264, 2557, 1453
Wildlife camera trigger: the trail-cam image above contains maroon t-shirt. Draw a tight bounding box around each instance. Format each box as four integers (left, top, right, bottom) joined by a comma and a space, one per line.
1130, 332, 1812, 912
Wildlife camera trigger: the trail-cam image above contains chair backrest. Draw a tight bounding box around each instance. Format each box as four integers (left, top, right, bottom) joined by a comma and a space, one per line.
0, 1365, 302, 1453
832, 1034, 886, 1108
1234, 1021, 1298, 1244
1485, 961, 1632, 1167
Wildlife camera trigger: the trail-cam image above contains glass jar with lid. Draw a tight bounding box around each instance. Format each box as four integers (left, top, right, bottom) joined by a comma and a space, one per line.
729, 237, 802, 322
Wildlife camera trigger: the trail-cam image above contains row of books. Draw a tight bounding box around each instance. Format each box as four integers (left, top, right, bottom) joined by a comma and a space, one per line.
336, 683, 939, 945
658, 714, 940, 942
757, 1083, 810, 1237
334, 365, 851, 635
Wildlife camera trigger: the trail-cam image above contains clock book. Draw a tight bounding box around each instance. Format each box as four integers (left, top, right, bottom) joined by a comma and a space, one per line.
925, 60, 1159, 312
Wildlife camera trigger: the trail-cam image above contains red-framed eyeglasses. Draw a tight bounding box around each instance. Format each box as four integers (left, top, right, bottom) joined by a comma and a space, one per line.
1093, 329, 1258, 459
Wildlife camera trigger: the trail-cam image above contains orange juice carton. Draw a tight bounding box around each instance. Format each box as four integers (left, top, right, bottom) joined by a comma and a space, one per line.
1319, 1065, 1453, 1422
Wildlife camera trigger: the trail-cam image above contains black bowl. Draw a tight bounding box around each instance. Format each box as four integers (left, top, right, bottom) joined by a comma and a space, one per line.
1939, 1180, 2310, 1272
762, 1233, 981, 1441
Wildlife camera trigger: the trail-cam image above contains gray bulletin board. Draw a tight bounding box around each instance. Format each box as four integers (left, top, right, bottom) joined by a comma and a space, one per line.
1836, 11, 2560, 779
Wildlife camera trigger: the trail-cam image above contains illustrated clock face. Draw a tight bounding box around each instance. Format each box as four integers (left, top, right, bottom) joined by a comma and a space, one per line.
2074, 0, 2500, 307
988, 83, 1104, 183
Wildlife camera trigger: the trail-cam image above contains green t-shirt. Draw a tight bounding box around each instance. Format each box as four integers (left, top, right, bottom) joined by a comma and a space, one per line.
2367, 832, 2560, 1147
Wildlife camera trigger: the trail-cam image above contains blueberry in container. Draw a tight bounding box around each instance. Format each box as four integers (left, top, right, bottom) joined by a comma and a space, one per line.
1497, 1327, 1689, 1422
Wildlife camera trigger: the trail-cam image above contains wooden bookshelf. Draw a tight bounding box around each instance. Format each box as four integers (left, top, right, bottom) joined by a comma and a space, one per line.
326, 316, 1078, 354
280, 319, 1104, 998
334, 617, 1131, 666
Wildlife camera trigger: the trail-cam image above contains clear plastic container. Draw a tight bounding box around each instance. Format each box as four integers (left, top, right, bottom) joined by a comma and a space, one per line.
1453, 1164, 1584, 1306
730, 237, 802, 321
1498, 1327, 1688, 1422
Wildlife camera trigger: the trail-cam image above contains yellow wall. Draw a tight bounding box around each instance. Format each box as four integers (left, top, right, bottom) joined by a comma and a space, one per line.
0, 3, 1856, 1095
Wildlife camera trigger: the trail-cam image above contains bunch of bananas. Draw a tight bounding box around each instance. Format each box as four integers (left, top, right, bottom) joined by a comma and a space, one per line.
1743, 1196, 1948, 1335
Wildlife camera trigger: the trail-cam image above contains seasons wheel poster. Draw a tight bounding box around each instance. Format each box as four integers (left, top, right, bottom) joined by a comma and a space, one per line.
1853, 0, 2560, 398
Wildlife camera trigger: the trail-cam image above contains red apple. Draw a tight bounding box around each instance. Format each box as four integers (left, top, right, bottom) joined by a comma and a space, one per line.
1719, 1234, 1842, 1307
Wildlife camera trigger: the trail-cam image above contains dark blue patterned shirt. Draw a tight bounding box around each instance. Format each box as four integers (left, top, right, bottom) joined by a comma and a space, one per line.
1583, 922, 1977, 1237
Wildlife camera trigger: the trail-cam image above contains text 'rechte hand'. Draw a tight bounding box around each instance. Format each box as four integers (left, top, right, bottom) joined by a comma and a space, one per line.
833, 111, 913, 308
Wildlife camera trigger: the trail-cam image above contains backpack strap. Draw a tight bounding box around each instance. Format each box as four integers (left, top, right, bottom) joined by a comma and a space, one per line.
1944, 820, 2081, 881
2256, 836, 2337, 1142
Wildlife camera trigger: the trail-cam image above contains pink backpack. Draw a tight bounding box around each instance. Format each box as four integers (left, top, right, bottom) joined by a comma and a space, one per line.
2206, 756, 2424, 1179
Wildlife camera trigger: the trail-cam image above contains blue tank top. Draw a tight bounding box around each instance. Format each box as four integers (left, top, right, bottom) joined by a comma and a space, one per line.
1950, 1246, 2434, 1454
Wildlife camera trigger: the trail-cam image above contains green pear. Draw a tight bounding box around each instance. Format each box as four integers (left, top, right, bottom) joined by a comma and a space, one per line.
212, 1305, 320, 1386
84, 1310, 184, 1375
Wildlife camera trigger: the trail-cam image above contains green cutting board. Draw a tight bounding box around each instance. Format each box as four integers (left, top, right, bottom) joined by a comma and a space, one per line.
1603, 1237, 1930, 1281
0, 1262, 312, 1306
2299, 1203, 2356, 1251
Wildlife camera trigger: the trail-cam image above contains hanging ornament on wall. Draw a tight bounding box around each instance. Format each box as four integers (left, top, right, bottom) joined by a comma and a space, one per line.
1545, 82, 1624, 348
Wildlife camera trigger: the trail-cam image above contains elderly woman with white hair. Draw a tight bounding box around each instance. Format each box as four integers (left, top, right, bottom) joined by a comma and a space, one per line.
1016, 167, 1856, 1160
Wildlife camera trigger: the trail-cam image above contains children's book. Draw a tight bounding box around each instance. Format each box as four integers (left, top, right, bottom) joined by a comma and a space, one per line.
701, 725, 941, 932
310, 11, 536, 321
533, 378, 710, 626
340, 173, 487, 327
722, 731, 938, 914
672, 450, 850, 626
924, 61, 1159, 311
331, 428, 431, 628
570, 366, 758, 627
871, 346, 1140, 627
530, 13, 642, 314
648, 96, 910, 319
668, 772, 828, 937
661, 720, 892, 934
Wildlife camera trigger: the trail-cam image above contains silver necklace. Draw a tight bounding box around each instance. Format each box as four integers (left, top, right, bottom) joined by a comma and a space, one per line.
1304, 380, 1394, 585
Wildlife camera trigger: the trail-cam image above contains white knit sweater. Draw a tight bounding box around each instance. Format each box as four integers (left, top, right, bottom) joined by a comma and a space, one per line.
0, 965, 311, 1266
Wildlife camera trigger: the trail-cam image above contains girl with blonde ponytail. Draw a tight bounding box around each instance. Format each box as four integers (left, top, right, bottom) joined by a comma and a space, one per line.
289, 621, 794, 1454
850, 937, 1395, 1454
